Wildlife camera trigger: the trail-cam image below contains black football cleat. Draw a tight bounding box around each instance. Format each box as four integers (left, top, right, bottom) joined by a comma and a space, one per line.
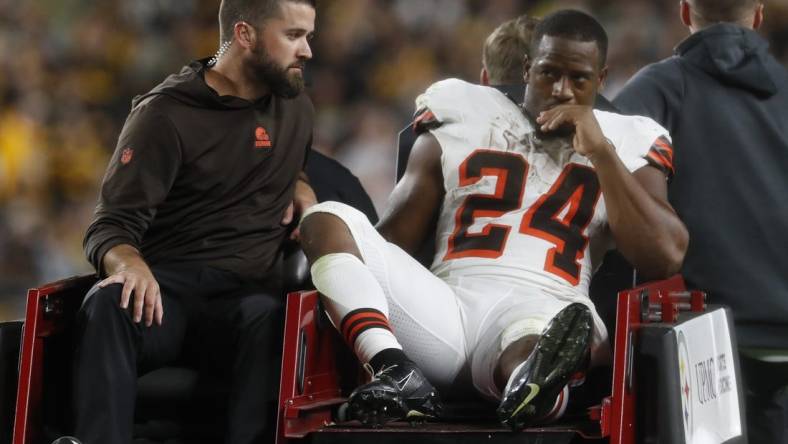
496, 303, 593, 430
348, 361, 442, 426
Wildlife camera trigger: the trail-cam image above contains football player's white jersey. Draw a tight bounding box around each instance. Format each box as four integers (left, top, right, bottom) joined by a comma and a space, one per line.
414, 79, 673, 301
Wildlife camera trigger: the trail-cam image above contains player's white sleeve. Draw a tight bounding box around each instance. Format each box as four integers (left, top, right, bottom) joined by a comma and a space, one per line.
415, 78, 468, 125
414, 78, 511, 128
595, 110, 675, 177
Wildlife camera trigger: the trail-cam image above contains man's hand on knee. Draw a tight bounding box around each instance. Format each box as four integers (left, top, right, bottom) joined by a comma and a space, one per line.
98, 244, 164, 327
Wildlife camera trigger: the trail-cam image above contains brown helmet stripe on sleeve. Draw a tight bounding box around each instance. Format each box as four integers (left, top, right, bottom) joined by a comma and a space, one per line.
645, 135, 675, 178
412, 108, 441, 134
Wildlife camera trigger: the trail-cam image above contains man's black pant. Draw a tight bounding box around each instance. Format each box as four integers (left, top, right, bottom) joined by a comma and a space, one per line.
740, 354, 788, 444
71, 265, 284, 444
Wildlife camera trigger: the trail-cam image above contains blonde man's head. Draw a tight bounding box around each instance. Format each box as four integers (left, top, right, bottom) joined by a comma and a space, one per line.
481, 15, 540, 86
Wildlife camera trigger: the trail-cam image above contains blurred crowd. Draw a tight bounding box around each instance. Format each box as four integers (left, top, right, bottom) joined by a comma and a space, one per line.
2, 0, 788, 320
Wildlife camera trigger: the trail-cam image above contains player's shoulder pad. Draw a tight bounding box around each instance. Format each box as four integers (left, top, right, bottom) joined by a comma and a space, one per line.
594, 109, 675, 177
414, 78, 510, 127
595, 110, 668, 142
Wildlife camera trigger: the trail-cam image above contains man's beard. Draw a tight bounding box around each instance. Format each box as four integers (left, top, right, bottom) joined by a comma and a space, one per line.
249, 46, 305, 98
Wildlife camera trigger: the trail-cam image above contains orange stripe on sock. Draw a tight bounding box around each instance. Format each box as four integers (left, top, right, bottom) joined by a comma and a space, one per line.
341, 310, 388, 339
346, 319, 391, 344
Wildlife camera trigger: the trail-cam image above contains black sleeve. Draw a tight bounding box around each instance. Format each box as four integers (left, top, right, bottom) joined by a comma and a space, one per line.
612, 59, 685, 134
338, 176, 379, 225
83, 100, 182, 275
306, 151, 379, 224
396, 124, 416, 183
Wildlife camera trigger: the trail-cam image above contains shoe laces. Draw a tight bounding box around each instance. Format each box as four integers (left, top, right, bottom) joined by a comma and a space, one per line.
363, 362, 400, 380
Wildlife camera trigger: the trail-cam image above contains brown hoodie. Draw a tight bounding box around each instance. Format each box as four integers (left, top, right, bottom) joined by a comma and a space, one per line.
84, 58, 313, 282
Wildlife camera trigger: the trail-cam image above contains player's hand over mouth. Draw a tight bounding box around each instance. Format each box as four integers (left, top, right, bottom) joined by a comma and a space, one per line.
537, 105, 612, 161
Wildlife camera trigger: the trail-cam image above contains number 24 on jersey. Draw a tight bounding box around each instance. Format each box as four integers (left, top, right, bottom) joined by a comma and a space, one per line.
445, 149, 601, 286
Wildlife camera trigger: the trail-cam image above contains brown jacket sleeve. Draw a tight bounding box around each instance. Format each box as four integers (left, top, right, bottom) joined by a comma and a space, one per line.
83, 99, 182, 276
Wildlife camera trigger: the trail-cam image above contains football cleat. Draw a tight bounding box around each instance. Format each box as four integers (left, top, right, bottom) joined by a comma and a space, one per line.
348, 361, 442, 426
496, 303, 593, 430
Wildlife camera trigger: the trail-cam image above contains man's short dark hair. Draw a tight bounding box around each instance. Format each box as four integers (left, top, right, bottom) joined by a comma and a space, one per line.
482, 15, 540, 85
687, 0, 760, 25
530, 10, 608, 68
218, 0, 316, 45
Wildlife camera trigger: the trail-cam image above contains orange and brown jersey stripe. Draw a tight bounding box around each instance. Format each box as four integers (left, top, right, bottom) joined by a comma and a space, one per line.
645, 135, 675, 178
340, 308, 393, 346
412, 107, 441, 134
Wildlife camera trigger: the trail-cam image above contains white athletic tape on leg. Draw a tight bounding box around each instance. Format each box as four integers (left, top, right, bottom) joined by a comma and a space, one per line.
310, 252, 401, 362
499, 317, 548, 354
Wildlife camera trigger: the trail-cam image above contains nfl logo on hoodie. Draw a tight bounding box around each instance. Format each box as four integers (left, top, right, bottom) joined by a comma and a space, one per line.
120, 147, 134, 165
